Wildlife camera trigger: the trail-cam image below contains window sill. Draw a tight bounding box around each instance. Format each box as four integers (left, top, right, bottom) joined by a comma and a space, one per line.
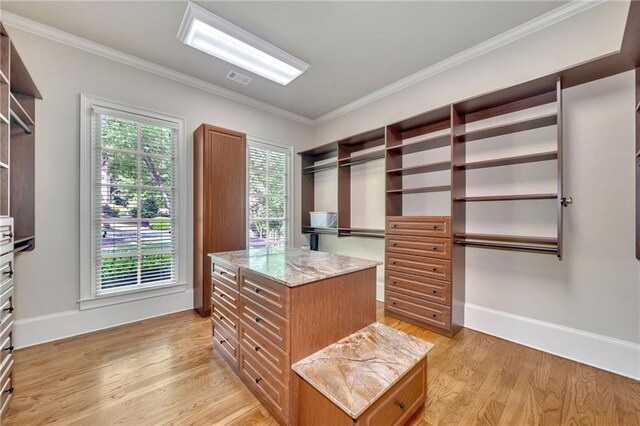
79, 282, 188, 310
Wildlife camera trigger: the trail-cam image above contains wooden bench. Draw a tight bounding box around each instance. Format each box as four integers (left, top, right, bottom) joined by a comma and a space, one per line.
292, 322, 433, 425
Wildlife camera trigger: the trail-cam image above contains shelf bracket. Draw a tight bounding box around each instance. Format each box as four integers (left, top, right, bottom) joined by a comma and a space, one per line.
561, 197, 573, 207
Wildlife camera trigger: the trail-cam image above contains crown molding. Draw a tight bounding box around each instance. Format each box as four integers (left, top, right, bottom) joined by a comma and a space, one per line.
0, 1, 606, 128
0, 10, 315, 127
312, 0, 606, 126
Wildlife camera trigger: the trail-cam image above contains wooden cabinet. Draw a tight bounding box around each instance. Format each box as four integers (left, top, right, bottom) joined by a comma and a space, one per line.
385, 216, 457, 336
0, 218, 12, 421
210, 256, 377, 425
193, 125, 246, 317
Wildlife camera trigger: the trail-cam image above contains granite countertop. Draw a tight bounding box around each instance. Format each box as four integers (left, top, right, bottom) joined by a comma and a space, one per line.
208, 247, 381, 288
291, 322, 434, 419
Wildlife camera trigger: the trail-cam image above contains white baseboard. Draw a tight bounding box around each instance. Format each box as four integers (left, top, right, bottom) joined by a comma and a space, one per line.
464, 303, 640, 380
14, 289, 194, 349
376, 280, 384, 302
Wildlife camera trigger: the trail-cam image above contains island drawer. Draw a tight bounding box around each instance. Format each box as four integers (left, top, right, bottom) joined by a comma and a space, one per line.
240, 351, 289, 424
386, 235, 451, 260
240, 322, 290, 385
212, 262, 238, 290
212, 281, 240, 311
240, 297, 289, 351
385, 271, 451, 306
385, 290, 451, 331
213, 322, 239, 367
239, 272, 290, 319
212, 298, 239, 339
386, 216, 451, 238
357, 360, 425, 426
386, 253, 451, 282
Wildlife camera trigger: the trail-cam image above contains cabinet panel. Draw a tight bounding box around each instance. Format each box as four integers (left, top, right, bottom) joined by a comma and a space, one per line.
385, 271, 450, 306
385, 290, 451, 331
386, 235, 451, 260
239, 271, 290, 319
386, 216, 451, 238
386, 253, 451, 281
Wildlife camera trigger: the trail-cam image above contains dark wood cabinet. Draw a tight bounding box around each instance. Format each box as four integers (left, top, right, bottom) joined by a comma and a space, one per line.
193, 124, 246, 317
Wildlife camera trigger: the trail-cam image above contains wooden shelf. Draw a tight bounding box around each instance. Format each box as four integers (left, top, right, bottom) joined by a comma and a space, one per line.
338, 149, 385, 166
457, 113, 557, 143
14, 235, 34, 245
298, 142, 338, 161
10, 43, 42, 99
302, 226, 338, 235
454, 151, 558, 170
387, 161, 451, 175
386, 133, 450, 154
636, 100, 640, 112
454, 232, 557, 245
0, 70, 7, 85
10, 93, 35, 126
302, 162, 337, 174
387, 185, 451, 194
454, 193, 557, 202
0, 113, 8, 125
0, 161, 8, 170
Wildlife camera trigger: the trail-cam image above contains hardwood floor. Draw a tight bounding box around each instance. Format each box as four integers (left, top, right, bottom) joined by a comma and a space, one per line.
5, 304, 640, 425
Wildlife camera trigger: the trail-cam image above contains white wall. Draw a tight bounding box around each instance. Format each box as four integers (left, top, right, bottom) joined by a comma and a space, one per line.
313, 1, 640, 379
7, 27, 314, 346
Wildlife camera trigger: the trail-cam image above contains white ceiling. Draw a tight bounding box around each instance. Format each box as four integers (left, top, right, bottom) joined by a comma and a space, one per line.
1, 1, 568, 119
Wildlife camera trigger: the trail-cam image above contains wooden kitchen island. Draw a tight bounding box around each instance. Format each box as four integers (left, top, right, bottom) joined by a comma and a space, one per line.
208, 247, 380, 425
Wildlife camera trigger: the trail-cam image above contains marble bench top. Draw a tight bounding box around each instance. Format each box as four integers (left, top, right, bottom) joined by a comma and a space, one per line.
291, 322, 434, 419
208, 247, 381, 288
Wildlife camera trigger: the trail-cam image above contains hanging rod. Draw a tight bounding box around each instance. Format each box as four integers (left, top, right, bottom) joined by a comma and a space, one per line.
303, 164, 337, 174
338, 156, 385, 168
455, 239, 558, 254
10, 110, 32, 135
12, 241, 33, 254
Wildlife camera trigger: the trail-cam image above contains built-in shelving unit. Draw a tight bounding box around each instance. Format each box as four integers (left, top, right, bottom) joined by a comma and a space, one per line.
636, 67, 639, 259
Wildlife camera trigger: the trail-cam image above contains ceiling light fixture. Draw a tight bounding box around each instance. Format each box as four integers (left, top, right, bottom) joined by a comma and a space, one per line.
177, 2, 310, 86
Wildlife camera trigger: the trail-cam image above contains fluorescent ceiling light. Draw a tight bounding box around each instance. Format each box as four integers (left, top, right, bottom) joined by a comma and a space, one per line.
178, 2, 310, 86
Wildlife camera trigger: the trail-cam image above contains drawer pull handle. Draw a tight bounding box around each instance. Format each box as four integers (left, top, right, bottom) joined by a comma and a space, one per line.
218, 315, 224, 320
255, 287, 261, 294
432, 268, 437, 272
219, 270, 225, 275
432, 314, 437, 318
432, 246, 437, 251
3, 270, 13, 277
432, 226, 438, 230
396, 401, 405, 409
392, 261, 397, 265
392, 224, 398, 228
4, 306, 13, 313
2, 232, 13, 239
4, 345, 13, 353
255, 345, 260, 352
392, 243, 397, 246
392, 302, 396, 306
255, 316, 261, 323
219, 339, 227, 344
392, 281, 397, 285
5, 387, 13, 394
432, 290, 437, 294
255, 377, 262, 384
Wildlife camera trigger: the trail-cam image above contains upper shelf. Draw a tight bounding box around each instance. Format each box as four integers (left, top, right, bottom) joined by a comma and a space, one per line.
10, 42, 42, 99
457, 113, 557, 143
454, 151, 557, 170
386, 133, 451, 154
339, 149, 385, 166
302, 162, 337, 174
387, 161, 451, 175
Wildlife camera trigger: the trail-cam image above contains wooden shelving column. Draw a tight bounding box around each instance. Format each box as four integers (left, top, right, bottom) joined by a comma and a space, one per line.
636, 67, 639, 260
300, 141, 338, 236
451, 74, 564, 258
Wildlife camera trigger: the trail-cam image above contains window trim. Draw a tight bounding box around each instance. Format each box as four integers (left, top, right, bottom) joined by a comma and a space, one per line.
79, 94, 187, 310
246, 136, 294, 249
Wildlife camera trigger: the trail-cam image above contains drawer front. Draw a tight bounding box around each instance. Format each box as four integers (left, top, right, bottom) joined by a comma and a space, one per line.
386, 216, 451, 238
0, 366, 12, 420
240, 322, 289, 385
0, 253, 13, 293
211, 298, 239, 339
239, 272, 290, 319
386, 235, 451, 260
212, 262, 238, 291
240, 297, 289, 351
212, 282, 239, 311
0, 327, 12, 370
0, 220, 13, 256
212, 323, 239, 367
386, 253, 451, 282
385, 271, 451, 306
0, 287, 13, 330
358, 361, 425, 426
240, 351, 289, 424
385, 290, 451, 331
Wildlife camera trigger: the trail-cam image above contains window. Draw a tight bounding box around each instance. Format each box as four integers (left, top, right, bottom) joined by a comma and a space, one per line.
80, 95, 186, 309
247, 139, 292, 248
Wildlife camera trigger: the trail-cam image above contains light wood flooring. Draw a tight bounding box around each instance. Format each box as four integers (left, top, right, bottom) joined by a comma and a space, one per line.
5, 304, 640, 425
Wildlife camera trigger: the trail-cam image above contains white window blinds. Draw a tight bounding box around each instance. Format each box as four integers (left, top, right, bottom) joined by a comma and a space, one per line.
248, 141, 291, 248
91, 108, 178, 293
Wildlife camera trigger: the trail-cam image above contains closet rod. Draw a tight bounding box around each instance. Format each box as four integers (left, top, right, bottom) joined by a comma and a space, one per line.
455, 239, 558, 254
10, 110, 33, 135
12, 242, 33, 254
338, 156, 384, 167
303, 164, 337, 174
